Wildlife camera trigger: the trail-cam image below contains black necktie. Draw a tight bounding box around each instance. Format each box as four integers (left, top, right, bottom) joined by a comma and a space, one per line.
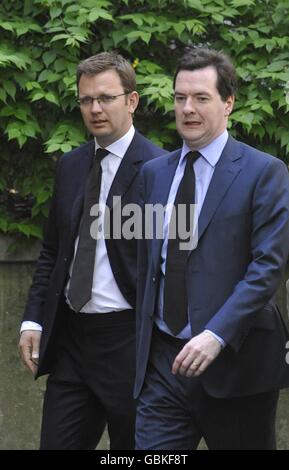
163, 151, 201, 335
68, 147, 109, 312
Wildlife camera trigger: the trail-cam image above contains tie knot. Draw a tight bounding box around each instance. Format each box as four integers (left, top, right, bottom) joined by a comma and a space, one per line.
186, 150, 201, 164
95, 147, 109, 161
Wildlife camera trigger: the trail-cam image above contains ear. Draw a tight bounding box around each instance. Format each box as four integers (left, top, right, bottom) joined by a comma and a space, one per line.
225, 95, 235, 116
128, 91, 139, 114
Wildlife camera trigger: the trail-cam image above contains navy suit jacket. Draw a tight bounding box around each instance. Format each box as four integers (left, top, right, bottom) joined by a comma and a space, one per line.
135, 135, 289, 399
23, 130, 166, 377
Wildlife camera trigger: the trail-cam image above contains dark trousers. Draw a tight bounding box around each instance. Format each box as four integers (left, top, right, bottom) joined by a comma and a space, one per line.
136, 327, 279, 450
40, 307, 136, 450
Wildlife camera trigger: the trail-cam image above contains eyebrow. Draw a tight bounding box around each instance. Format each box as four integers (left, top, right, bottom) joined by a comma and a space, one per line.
174, 91, 211, 96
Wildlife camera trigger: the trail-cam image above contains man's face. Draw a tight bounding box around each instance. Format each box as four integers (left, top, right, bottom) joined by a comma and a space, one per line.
174, 66, 234, 150
78, 69, 139, 147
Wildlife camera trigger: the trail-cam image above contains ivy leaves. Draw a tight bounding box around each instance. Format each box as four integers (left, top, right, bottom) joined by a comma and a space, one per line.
0, 0, 289, 243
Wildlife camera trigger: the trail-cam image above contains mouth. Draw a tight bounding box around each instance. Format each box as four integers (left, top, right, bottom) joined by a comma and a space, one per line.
90, 120, 107, 126
183, 121, 202, 127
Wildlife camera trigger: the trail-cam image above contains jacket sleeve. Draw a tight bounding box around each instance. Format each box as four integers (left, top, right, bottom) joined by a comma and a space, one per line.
205, 158, 289, 351
21, 157, 64, 325
136, 166, 149, 336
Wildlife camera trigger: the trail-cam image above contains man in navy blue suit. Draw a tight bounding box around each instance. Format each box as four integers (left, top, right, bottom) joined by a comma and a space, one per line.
286, 279, 289, 317
135, 47, 289, 450
19, 52, 165, 449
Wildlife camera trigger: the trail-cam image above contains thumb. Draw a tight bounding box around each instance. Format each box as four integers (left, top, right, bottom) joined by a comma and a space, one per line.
31, 335, 41, 363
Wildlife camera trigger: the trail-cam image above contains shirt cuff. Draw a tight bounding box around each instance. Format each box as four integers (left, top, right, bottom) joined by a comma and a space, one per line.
20, 321, 42, 334
204, 329, 226, 348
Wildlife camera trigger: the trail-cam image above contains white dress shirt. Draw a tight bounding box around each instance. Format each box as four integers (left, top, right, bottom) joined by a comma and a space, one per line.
155, 130, 229, 344
21, 126, 135, 332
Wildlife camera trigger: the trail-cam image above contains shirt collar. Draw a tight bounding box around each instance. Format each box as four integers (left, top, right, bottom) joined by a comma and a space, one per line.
94, 125, 135, 159
180, 129, 229, 167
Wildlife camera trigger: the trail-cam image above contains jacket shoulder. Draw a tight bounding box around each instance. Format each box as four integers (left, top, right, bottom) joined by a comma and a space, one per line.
135, 131, 168, 161
142, 148, 181, 172
59, 140, 94, 162
235, 138, 286, 170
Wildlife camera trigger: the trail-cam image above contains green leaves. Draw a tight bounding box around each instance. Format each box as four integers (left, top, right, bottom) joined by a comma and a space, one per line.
116, 12, 206, 47
10, 222, 43, 239
0, 0, 289, 244
2, 81, 16, 101
5, 118, 41, 148
88, 8, 114, 22
137, 72, 174, 113
45, 122, 86, 154
230, 110, 254, 130
0, 43, 31, 69
0, 17, 42, 37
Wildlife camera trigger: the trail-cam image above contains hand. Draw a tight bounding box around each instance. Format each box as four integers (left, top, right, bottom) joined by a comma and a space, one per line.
19, 330, 41, 376
172, 331, 222, 378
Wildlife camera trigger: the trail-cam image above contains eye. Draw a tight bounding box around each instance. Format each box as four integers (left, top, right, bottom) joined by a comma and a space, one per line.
99, 95, 115, 104
79, 96, 93, 105
174, 95, 186, 103
197, 96, 209, 102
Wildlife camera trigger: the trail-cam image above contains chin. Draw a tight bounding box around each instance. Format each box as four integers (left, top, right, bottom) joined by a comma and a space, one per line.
90, 129, 109, 138
183, 134, 201, 145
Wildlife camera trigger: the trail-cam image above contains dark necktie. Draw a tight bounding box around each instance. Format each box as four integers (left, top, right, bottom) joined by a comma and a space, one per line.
67, 147, 109, 312
163, 151, 201, 335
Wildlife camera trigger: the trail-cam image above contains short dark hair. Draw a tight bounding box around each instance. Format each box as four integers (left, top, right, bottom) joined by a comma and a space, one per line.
173, 47, 237, 101
77, 52, 136, 93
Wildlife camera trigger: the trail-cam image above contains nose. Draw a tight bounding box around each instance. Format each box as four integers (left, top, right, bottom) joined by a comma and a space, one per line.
183, 96, 196, 115
90, 99, 102, 113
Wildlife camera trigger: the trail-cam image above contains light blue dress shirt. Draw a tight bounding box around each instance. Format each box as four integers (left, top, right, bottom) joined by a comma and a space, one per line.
155, 130, 229, 345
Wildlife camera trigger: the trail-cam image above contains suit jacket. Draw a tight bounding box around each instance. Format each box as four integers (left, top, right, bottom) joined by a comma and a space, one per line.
286, 279, 289, 319
22, 130, 166, 377
135, 135, 289, 399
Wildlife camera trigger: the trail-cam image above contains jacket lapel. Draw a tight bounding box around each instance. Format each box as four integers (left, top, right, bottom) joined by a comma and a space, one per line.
69, 142, 95, 241
106, 131, 143, 210
151, 150, 181, 273
195, 136, 242, 245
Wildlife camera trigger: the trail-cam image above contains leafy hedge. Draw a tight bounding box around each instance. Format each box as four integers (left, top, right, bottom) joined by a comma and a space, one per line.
0, 0, 288, 247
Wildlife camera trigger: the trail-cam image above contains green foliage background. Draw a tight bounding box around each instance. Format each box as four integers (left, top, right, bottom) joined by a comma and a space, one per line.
0, 0, 289, 246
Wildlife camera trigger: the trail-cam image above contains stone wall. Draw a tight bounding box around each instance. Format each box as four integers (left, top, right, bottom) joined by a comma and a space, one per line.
0, 234, 288, 319
0, 235, 40, 263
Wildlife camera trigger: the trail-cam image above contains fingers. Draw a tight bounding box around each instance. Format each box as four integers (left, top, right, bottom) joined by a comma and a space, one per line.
19, 330, 41, 375
31, 355, 39, 365
171, 332, 222, 378
172, 347, 195, 375
172, 348, 207, 377
31, 342, 40, 365
186, 358, 210, 377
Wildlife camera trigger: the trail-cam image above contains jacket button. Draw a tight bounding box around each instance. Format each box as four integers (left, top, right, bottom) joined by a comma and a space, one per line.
64, 257, 67, 262
152, 277, 156, 283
